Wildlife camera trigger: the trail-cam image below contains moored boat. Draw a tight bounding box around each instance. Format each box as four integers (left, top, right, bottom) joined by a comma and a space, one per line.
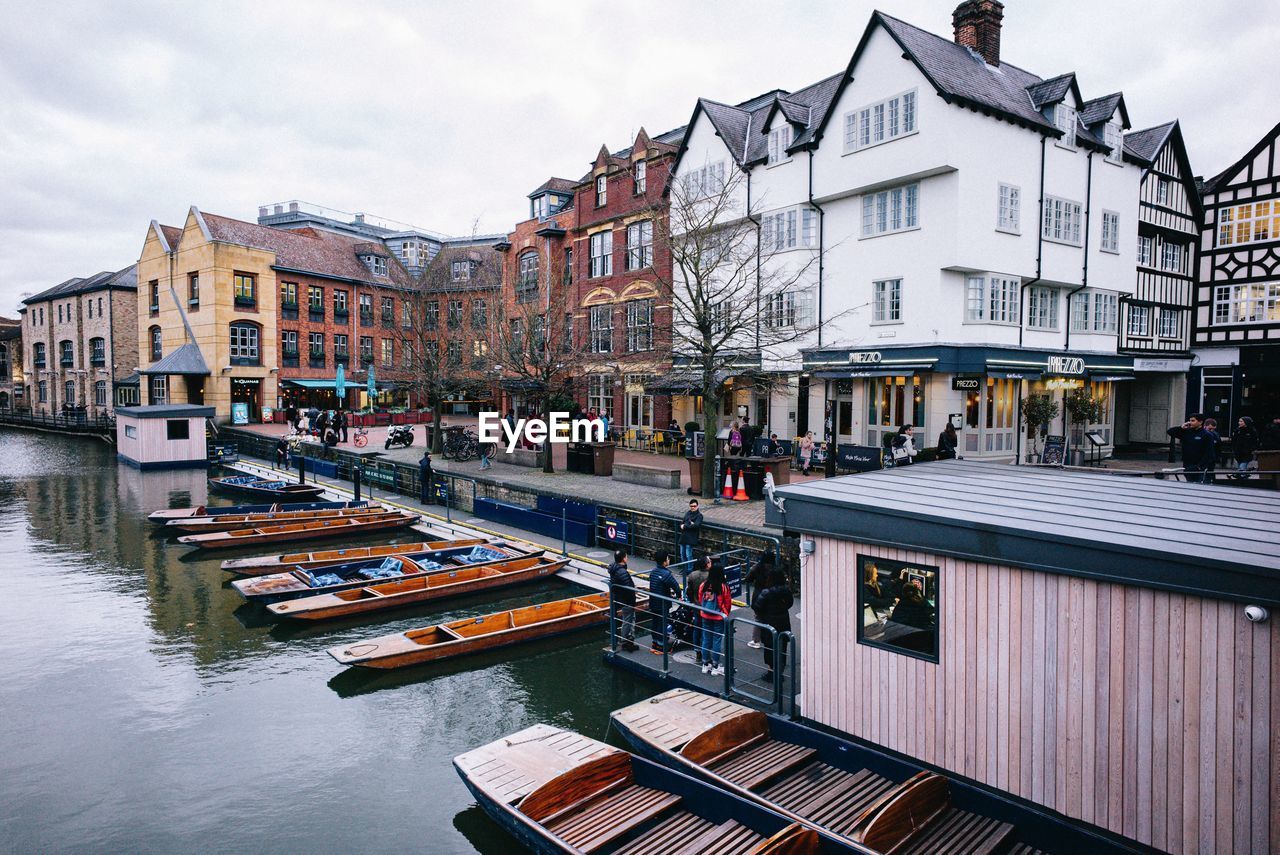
328, 591, 637, 669
453, 723, 852, 854
219, 538, 488, 575
268, 554, 569, 620
208, 474, 326, 501
165, 504, 389, 533
149, 500, 370, 524
177, 510, 418, 550
611, 689, 1134, 854
232, 543, 532, 602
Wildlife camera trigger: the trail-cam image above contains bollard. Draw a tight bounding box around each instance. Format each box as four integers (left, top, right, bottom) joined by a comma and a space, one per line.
296, 454, 306, 485
353, 465, 362, 502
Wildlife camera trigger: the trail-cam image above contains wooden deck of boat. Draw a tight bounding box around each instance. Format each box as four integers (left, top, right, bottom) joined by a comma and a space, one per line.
453, 724, 618, 806
611, 688, 757, 751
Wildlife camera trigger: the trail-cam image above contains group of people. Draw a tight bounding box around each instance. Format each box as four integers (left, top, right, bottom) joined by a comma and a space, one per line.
725, 417, 765, 456
1168, 413, 1280, 483
283, 403, 349, 449
607, 498, 793, 683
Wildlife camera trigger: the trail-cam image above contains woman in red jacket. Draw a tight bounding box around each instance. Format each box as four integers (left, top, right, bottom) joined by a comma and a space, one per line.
698, 563, 732, 676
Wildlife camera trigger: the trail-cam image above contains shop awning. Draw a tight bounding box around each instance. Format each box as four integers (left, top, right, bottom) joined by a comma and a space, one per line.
811, 365, 933, 379
283, 378, 400, 390
646, 370, 733, 394
986, 369, 1042, 380
1090, 373, 1136, 382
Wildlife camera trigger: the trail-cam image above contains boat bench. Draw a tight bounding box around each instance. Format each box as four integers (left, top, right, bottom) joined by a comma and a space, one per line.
707, 738, 817, 790
762, 762, 897, 836
853, 772, 1014, 855
612, 462, 682, 489
544, 783, 679, 852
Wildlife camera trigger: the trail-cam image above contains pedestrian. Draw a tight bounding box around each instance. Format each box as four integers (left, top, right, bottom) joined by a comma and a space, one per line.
648, 551, 682, 654
1261, 416, 1280, 451
607, 549, 638, 651
677, 498, 703, 567
504, 408, 517, 436
479, 435, 493, 470
314, 409, 329, 437
600, 410, 611, 442
728, 421, 743, 456
890, 424, 918, 465
336, 409, 349, 443
685, 555, 710, 666
307, 405, 320, 432
284, 402, 298, 431
1168, 414, 1214, 483
322, 426, 338, 448
1203, 418, 1222, 483
1230, 416, 1259, 478
755, 568, 794, 684
418, 451, 433, 505
765, 433, 785, 457
275, 436, 289, 467
297, 410, 310, 434
936, 422, 959, 460
799, 431, 815, 475
697, 562, 732, 677
745, 552, 773, 649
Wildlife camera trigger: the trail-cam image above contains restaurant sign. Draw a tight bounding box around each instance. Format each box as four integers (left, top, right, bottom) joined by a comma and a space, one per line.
952, 377, 981, 391
1045, 356, 1086, 376
848, 351, 883, 364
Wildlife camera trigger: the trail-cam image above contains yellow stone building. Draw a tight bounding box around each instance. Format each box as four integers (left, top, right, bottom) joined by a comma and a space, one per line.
136, 207, 279, 423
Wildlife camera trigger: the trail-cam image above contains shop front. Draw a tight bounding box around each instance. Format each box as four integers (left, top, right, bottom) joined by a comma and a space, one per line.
804, 345, 1134, 462
280, 378, 412, 414
1189, 344, 1280, 434
1112, 356, 1191, 448
229, 377, 262, 424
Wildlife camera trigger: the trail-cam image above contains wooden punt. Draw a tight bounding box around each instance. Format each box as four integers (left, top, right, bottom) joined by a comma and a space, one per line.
149, 500, 369, 524
232, 542, 535, 602
268, 554, 568, 620
453, 723, 853, 854
177, 510, 418, 550
219, 538, 488, 575
165, 504, 388, 533
611, 689, 1127, 855
208, 475, 326, 501
328, 592, 640, 669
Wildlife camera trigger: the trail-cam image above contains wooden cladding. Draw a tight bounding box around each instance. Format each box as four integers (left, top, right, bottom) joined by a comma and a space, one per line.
801, 537, 1277, 854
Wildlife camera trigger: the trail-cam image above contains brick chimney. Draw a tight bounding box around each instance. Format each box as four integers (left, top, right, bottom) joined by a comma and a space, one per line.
953, 0, 1004, 66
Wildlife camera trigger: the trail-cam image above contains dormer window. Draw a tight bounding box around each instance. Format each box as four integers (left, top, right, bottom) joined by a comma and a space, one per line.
451, 260, 472, 282
532, 195, 548, 220
363, 255, 387, 276
1104, 121, 1123, 164
767, 125, 792, 165
633, 160, 646, 195
1054, 104, 1077, 147
595, 175, 607, 208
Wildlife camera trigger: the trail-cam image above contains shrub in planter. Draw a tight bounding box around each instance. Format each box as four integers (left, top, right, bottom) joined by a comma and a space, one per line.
684, 421, 701, 434
1020, 394, 1060, 459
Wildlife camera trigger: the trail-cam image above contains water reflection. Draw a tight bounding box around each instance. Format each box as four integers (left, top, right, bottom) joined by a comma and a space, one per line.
0, 431, 657, 853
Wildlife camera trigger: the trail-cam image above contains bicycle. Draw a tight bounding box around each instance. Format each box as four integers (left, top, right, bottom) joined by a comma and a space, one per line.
352, 425, 369, 448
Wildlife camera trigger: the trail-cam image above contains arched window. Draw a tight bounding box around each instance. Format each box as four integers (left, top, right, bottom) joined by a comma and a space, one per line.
33, 342, 46, 367
149, 326, 162, 362
94, 380, 107, 406
229, 321, 260, 365
59, 339, 74, 366
64, 380, 76, 407
89, 337, 106, 366
516, 251, 539, 303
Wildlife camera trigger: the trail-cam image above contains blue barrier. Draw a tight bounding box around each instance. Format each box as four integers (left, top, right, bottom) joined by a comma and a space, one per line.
289, 455, 338, 479
535, 494, 597, 525
474, 496, 594, 545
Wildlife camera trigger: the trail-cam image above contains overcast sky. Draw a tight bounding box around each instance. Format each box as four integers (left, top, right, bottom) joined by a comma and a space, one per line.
1, 0, 1275, 315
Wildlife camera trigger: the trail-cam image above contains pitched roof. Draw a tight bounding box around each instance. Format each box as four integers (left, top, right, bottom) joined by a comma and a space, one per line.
1026, 73, 1077, 109
138, 343, 210, 376
160, 225, 183, 250
1201, 119, 1280, 195
1080, 92, 1125, 127
1124, 121, 1176, 164
22, 265, 138, 304
528, 177, 580, 198
198, 211, 416, 288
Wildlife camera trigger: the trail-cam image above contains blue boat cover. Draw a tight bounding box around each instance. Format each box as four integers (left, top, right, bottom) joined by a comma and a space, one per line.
309, 573, 344, 587
464, 546, 507, 563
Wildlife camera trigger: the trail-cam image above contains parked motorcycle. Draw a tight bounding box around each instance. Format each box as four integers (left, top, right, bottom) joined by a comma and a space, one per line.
385, 424, 414, 449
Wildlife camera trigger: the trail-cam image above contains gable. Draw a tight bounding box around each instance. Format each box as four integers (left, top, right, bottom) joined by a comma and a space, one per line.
1204, 120, 1280, 194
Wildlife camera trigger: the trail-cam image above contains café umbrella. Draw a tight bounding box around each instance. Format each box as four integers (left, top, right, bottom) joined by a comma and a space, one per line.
366, 364, 376, 406
335, 362, 346, 401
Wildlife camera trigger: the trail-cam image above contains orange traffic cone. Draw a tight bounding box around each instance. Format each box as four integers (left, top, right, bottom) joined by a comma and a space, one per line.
733, 469, 750, 501
721, 467, 735, 499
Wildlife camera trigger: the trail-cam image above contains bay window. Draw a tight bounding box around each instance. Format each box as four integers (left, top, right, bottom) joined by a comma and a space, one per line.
965, 275, 1020, 324
1069, 289, 1118, 333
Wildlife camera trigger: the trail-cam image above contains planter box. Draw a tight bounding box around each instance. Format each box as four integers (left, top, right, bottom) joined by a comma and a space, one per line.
352, 413, 373, 427
503, 448, 540, 468
392, 413, 408, 425
272, 411, 286, 424
374, 413, 391, 426
404, 411, 420, 424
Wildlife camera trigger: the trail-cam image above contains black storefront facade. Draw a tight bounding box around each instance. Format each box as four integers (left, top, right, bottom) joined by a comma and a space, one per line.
803, 344, 1135, 462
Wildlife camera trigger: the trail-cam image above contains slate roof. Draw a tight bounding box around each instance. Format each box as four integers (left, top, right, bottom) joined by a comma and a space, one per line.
1080, 93, 1122, 127
23, 265, 138, 304
528, 177, 580, 198
199, 211, 415, 289
1124, 121, 1176, 164
138, 343, 210, 376
1026, 73, 1076, 110
159, 224, 183, 250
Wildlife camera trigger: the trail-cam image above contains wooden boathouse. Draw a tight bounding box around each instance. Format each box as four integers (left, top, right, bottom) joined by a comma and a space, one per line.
765, 461, 1279, 854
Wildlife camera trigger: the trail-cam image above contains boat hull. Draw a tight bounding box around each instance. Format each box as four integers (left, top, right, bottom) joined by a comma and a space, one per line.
209, 477, 325, 501
178, 512, 417, 550
219, 538, 487, 575
166, 505, 386, 533
149, 500, 364, 523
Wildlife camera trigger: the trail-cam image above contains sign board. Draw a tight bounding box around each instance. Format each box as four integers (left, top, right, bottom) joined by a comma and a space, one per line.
849, 351, 883, 364
1134, 357, 1191, 373
1084, 431, 1107, 448
1041, 434, 1066, 466
836, 444, 883, 472
231, 402, 249, 425
684, 430, 705, 459
1045, 356, 1086, 376
952, 377, 981, 391
949, 413, 963, 430
600, 517, 630, 545
261, 406, 274, 423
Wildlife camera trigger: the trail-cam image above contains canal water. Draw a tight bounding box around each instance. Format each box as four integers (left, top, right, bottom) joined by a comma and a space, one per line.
0, 432, 656, 853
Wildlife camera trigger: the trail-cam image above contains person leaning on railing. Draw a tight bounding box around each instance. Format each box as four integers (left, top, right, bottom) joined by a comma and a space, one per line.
647, 552, 682, 655
607, 549, 638, 652
754, 568, 794, 684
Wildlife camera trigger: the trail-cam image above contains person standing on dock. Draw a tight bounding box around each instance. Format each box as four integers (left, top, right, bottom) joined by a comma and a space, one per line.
418, 452, 433, 505
754, 568, 794, 684
647, 552, 681, 655
677, 499, 703, 567
335, 410, 349, 444
698, 563, 732, 677
1168, 414, 1214, 483
607, 549, 638, 652
685, 555, 710, 666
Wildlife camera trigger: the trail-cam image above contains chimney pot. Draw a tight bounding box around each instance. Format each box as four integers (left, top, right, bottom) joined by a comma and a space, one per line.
289, 202, 298, 213
953, 0, 1003, 66
258, 206, 268, 217
273, 205, 283, 215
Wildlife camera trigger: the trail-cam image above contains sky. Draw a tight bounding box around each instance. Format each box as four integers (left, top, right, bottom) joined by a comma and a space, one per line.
1, 0, 1277, 315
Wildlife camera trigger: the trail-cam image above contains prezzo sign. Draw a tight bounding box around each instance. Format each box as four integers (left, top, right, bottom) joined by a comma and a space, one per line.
848, 351, 882, 364
1045, 356, 1086, 376
952, 377, 981, 391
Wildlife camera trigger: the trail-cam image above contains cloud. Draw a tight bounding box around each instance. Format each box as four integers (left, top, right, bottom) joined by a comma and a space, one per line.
0, 0, 1273, 313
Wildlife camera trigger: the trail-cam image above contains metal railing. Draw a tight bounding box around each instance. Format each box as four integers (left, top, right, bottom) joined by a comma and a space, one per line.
0, 409, 116, 436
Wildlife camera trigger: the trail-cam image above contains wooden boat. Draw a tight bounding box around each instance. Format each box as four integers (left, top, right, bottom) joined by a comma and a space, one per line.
232, 542, 533, 602
328, 591, 641, 669
177, 510, 418, 550
453, 723, 853, 854
268, 554, 568, 620
149, 500, 369, 524
611, 689, 1131, 854
220, 538, 488, 575
165, 504, 388, 533
208, 474, 326, 501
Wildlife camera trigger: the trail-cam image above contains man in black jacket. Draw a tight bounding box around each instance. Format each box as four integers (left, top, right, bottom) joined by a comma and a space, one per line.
677, 499, 703, 567
647, 552, 681, 654
1167, 414, 1215, 483
754, 568, 794, 683
607, 549, 638, 651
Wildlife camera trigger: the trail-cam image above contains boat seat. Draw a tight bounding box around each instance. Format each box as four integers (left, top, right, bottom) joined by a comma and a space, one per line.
761, 763, 896, 834
893, 808, 1014, 855
707, 739, 818, 790
1006, 845, 1046, 855
670, 819, 764, 854
544, 783, 680, 853
359, 587, 385, 597
613, 812, 714, 855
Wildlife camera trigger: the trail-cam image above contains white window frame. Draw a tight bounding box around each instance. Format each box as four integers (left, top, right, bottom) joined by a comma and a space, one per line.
1161, 241, 1184, 274
1217, 200, 1278, 247
633, 160, 646, 194
451, 260, 470, 282
587, 374, 615, 422
229, 322, 260, 363
872, 278, 902, 324
94, 380, 107, 407
625, 220, 653, 270
1100, 210, 1119, 253
1156, 179, 1170, 206
860, 184, 919, 239
516, 252, 539, 302
843, 89, 917, 154
625, 299, 653, 352
1127, 304, 1151, 336
997, 183, 1021, 234
767, 124, 792, 166
1053, 103, 1077, 148
965, 274, 1021, 325
764, 291, 796, 329
1026, 286, 1059, 330
1137, 235, 1153, 267
589, 231, 613, 278
1213, 282, 1280, 325
589, 304, 613, 353
682, 161, 726, 200
1042, 195, 1082, 246
1104, 121, 1123, 164
1157, 308, 1179, 339
1070, 289, 1118, 334
595, 175, 607, 207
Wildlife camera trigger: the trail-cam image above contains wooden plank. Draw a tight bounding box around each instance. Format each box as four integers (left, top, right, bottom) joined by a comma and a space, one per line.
1216, 601, 1235, 855
1080, 577, 1097, 826
1136, 587, 1154, 842
1270, 619, 1280, 854
1066, 577, 1084, 820
1165, 594, 1185, 851
1150, 592, 1168, 852
1122, 587, 1140, 841
1199, 597, 1217, 853
1233, 611, 1252, 853
1182, 597, 1202, 851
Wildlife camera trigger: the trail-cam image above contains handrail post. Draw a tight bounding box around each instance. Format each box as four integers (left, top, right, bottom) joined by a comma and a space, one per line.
722, 614, 734, 697
561, 508, 568, 557
296, 453, 306, 484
